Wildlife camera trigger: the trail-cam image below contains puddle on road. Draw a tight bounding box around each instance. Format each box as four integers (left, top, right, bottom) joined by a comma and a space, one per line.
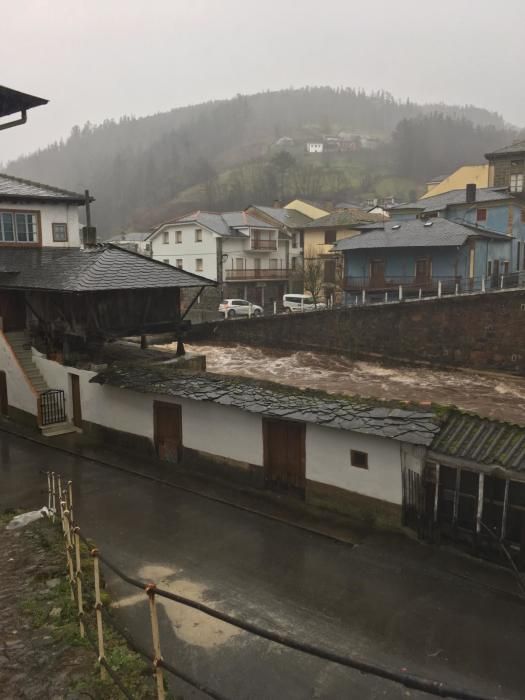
111, 563, 241, 649
155, 343, 525, 424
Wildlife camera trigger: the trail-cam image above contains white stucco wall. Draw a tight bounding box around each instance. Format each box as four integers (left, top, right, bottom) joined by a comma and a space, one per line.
0, 199, 81, 247
306, 423, 405, 504
151, 223, 219, 280
0, 332, 36, 415
33, 356, 264, 465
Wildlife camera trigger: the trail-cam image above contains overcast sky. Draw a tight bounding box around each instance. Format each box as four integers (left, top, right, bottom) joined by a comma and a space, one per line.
2, 0, 524, 163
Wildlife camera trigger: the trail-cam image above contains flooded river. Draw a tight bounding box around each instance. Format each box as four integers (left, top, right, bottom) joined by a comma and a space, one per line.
160, 343, 525, 425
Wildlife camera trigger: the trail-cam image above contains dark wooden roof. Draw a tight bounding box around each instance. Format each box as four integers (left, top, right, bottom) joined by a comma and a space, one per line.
0, 85, 48, 118
0, 245, 216, 292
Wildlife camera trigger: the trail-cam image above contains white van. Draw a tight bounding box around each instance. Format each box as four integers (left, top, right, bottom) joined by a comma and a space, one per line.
282, 293, 326, 313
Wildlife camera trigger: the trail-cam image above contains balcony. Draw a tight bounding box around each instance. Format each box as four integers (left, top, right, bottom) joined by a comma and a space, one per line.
250, 238, 277, 251
344, 275, 462, 294
225, 268, 291, 281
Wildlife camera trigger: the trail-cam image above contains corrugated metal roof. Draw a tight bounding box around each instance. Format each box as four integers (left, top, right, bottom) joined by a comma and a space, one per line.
0, 245, 216, 292
431, 412, 525, 471
91, 366, 440, 445
334, 219, 471, 251
0, 174, 87, 204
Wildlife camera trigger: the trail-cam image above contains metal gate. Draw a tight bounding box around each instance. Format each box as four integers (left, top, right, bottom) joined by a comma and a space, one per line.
39, 389, 66, 426
402, 467, 433, 539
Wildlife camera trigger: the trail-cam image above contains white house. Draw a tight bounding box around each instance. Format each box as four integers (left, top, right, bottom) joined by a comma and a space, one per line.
306, 142, 324, 154
147, 211, 292, 307
0, 173, 87, 247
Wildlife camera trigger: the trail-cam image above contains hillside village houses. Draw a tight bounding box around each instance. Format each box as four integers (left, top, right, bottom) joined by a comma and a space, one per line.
3, 89, 525, 567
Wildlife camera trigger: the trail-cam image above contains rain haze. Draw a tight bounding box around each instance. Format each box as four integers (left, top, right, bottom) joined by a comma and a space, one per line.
2, 0, 525, 162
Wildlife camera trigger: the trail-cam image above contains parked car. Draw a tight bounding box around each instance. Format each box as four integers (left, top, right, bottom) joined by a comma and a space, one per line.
219, 299, 264, 319
282, 294, 326, 313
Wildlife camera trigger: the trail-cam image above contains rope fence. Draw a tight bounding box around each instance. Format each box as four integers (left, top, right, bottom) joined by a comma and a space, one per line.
43, 470, 502, 700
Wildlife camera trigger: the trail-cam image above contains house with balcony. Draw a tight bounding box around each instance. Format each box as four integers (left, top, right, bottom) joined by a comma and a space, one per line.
147, 210, 290, 307
335, 218, 511, 300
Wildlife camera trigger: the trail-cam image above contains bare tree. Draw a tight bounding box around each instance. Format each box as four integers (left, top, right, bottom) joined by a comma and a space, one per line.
300, 246, 325, 306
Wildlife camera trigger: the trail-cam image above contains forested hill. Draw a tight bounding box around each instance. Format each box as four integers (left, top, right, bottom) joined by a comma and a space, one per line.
4, 87, 517, 237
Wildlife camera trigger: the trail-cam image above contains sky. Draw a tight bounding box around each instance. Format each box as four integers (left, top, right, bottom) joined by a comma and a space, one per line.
2, 0, 525, 163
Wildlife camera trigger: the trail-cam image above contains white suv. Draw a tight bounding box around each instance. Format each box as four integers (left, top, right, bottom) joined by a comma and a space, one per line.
282, 294, 326, 313
219, 299, 264, 319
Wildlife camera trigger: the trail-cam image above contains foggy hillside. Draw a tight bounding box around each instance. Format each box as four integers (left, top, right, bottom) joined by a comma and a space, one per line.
5, 87, 517, 237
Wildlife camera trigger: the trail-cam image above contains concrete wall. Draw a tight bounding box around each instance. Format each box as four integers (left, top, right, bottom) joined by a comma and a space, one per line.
188, 288, 525, 374
306, 424, 403, 505
0, 332, 36, 416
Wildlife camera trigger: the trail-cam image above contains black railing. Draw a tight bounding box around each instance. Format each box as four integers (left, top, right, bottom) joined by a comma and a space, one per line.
39, 389, 66, 426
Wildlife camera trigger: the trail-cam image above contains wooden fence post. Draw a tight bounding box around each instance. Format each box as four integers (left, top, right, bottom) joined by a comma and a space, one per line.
91, 549, 108, 680
146, 584, 166, 700
73, 526, 85, 638
63, 510, 76, 601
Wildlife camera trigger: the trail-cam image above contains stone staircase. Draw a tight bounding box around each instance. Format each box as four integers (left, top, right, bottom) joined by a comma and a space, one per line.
4, 331, 78, 436
5, 331, 49, 393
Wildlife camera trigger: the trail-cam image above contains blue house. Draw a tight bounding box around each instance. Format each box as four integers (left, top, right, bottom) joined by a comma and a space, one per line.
335, 218, 512, 299
391, 184, 525, 275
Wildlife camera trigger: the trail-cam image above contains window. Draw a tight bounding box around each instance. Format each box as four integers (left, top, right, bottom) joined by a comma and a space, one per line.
291, 257, 297, 270
162, 231, 169, 244
162, 259, 169, 264
175, 230, 182, 244
269, 258, 278, 269
195, 228, 202, 242
521, 210, 525, 224
503, 261, 510, 274
487, 260, 492, 276
235, 257, 244, 270
291, 233, 298, 248
510, 174, 524, 193
324, 230, 336, 245
176, 259, 183, 268
52, 222, 68, 242
350, 450, 368, 470
0, 211, 37, 243
476, 208, 487, 223
324, 259, 336, 283
195, 258, 203, 272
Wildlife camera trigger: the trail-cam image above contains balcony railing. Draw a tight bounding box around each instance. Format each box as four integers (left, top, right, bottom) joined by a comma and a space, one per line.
225, 268, 291, 281
344, 275, 461, 293
251, 239, 277, 251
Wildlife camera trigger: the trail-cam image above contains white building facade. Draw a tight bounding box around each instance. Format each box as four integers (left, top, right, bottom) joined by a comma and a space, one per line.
148, 211, 293, 307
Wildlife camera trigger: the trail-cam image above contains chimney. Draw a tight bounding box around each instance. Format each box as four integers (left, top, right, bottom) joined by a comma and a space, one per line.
81, 188, 97, 247
273, 199, 282, 208
466, 183, 477, 204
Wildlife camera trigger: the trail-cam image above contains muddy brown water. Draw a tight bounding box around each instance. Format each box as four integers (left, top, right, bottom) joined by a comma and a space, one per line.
156, 342, 525, 425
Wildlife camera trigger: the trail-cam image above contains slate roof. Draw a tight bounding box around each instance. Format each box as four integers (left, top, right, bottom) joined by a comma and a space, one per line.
303, 208, 384, 229
430, 412, 525, 472
109, 231, 151, 243
0, 174, 88, 205
334, 219, 482, 251
150, 210, 275, 240
0, 85, 48, 118
485, 140, 525, 158
91, 366, 440, 446
0, 244, 216, 292
249, 205, 312, 229
392, 188, 511, 214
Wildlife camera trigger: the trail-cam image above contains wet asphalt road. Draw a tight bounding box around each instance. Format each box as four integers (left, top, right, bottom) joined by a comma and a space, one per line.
1, 431, 524, 700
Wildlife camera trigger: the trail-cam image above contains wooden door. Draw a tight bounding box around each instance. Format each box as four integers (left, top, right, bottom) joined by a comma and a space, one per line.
70, 374, 82, 428
492, 259, 500, 286
263, 418, 305, 494
0, 371, 8, 416
154, 401, 183, 463
370, 259, 385, 287
0, 292, 26, 332
415, 258, 430, 284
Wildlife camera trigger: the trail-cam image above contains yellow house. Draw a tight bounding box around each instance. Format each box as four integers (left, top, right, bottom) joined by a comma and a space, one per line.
421, 165, 489, 199
285, 199, 329, 220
